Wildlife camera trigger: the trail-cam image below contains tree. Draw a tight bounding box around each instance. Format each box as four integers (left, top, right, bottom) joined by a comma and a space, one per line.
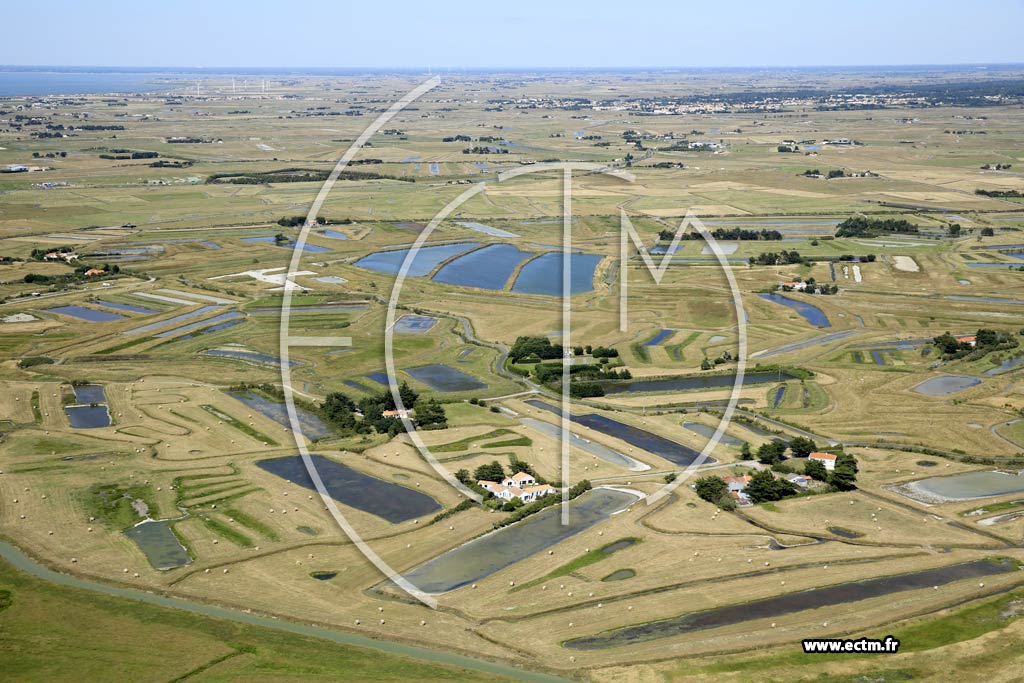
976, 328, 999, 348
474, 461, 505, 482
829, 452, 859, 491
835, 451, 859, 474
740, 442, 752, 459
700, 358, 713, 370
320, 392, 357, 430
757, 441, 786, 466
455, 469, 472, 485
788, 436, 817, 458
981, 227, 995, 237
568, 479, 592, 498
804, 458, 828, 481
933, 331, 962, 356
502, 497, 525, 511
829, 463, 857, 491
510, 335, 563, 362
415, 399, 447, 430
948, 223, 962, 237
394, 381, 419, 409
744, 469, 797, 503
694, 476, 727, 504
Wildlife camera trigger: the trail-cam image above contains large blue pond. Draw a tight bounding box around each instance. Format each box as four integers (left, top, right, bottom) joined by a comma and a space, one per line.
241, 236, 331, 253
72, 385, 106, 403
433, 244, 532, 290
125, 305, 221, 335
94, 300, 159, 314
257, 455, 441, 523
205, 349, 296, 367
124, 520, 191, 570
405, 364, 487, 392
511, 253, 603, 296
47, 305, 125, 323
526, 400, 705, 466
228, 391, 331, 440
601, 371, 796, 394
912, 375, 982, 396
759, 294, 830, 327
153, 312, 244, 338
565, 559, 1014, 649
65, 405, 111, 428
401, 488, 636, 593
354, 242, 479, 276
910, 471, 1024, 500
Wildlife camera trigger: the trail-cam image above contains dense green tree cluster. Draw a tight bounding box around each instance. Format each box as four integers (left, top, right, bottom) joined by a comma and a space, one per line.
660, 227, 783, 241
803, 458, 828, 481
694, 476, 730, 507
933, 328, 1017, 359
835, 215, 919, 237
319, 381, 446, 435
749, 251, 806, 265
975, 189, 1022, 198
509, 336, 564, 362
828, 452, 859, 491
744, 469, 798, 503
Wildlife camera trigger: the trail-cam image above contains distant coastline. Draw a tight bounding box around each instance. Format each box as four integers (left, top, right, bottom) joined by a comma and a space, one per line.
2, 63, 1022, 98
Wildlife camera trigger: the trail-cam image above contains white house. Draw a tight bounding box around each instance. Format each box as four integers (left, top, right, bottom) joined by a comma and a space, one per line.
502, 472, 536, 488
808, 452, 837, 471
478, 472, 557, 503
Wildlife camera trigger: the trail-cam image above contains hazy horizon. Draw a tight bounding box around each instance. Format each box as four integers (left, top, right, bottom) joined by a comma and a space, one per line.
3, 0, 1022, 70
2, 63, 1022, 73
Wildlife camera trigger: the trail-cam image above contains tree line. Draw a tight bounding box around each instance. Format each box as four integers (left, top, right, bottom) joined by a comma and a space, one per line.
659, 227, 783, 241
835, 215, 919, 238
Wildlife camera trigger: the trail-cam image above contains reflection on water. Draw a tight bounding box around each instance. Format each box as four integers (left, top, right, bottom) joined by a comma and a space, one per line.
402, 488, 638, 593
257, 455, 441, 523
566, 559, 1015, 649
125, 519, 191, 570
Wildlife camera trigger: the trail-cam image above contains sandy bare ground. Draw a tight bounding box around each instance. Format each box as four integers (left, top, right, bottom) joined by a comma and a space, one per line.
892, 255, 920, 272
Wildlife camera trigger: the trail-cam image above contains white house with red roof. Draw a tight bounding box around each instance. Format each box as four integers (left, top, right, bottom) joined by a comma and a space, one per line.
808, 451, 837, 471
478, 472, 557, 503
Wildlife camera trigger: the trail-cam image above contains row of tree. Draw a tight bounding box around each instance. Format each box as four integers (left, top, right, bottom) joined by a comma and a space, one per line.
749, 251, 807, 266
975, 189, 1022, 198
835, 216, 919, 238
658, 227, 783, 241
276, 215, 352, 227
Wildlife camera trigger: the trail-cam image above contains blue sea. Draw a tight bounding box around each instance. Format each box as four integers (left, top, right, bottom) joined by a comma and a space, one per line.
0, 71, 189, 96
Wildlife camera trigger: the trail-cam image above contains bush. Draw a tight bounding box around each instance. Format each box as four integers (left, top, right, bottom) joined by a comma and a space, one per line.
18, 356, 54, 368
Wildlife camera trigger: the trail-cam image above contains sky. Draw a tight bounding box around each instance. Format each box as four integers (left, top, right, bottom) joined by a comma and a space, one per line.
2, 0, 1023, 69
